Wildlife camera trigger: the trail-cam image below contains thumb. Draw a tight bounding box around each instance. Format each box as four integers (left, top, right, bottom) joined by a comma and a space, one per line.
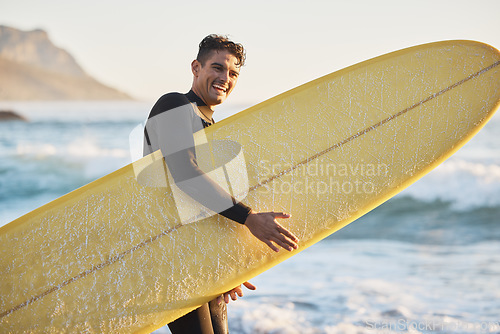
243, 281, 257, 290
272, 212, 291, 219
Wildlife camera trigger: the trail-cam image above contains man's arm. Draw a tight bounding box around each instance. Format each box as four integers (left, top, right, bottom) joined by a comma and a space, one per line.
146, 96, 251, 223
145, 95, 299, 251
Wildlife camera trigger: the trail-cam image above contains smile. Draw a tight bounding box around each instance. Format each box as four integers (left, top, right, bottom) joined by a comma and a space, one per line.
213, 84, 228, 93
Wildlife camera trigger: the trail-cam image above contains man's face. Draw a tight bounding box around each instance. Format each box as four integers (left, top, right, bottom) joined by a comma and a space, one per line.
191, 50, 240, 108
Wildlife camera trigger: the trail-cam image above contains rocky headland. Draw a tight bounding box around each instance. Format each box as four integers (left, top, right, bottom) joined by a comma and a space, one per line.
0, 25, 132, 100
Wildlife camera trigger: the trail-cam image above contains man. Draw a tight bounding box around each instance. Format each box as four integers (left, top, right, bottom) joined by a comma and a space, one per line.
143, 34, 299, 334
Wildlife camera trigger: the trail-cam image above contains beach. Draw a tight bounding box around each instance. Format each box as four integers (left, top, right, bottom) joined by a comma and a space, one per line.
0, 101, 499, 333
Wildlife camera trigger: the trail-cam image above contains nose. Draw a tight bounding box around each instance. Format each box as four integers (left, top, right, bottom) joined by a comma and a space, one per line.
219, 70, 230, 83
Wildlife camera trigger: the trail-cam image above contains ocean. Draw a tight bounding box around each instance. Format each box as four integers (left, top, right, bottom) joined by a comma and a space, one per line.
0, 101, 499, 333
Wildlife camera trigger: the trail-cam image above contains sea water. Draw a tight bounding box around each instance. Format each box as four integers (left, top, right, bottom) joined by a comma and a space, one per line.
0, 101, 499, 333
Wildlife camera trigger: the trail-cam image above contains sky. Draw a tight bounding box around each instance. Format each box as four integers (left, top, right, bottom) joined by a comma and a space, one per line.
1, 0, 500, 109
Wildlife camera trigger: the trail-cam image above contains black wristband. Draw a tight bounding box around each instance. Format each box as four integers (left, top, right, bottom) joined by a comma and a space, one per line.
219, 202, 252, 224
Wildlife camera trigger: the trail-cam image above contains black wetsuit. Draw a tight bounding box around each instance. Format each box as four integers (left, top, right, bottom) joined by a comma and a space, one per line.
144, 90, 251, 223
143, 90, 251, 334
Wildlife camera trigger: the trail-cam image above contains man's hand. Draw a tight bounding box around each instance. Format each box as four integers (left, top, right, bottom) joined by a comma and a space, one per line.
217, 281, 257, 304
244, 211, 299, 252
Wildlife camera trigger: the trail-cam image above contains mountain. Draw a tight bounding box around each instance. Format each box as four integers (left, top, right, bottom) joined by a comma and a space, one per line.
0, 25, 133, 100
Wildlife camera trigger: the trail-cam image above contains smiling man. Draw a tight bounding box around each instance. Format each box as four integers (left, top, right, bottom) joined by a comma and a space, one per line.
191, 41, 239, 108
143, 35, 299, 334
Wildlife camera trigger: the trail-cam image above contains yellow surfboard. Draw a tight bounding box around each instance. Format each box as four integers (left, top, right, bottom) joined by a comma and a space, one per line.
1, 40, 499, 333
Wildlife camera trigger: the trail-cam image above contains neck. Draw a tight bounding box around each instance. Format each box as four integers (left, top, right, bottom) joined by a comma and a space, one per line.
198, 105, 214, 121
191, 86, 214, 109
190, 87, 215, 120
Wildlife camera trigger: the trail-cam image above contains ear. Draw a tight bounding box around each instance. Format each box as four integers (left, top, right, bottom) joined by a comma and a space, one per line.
191, 59, 201, 77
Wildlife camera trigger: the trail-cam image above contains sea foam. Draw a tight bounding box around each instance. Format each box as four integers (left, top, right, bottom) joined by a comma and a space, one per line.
399, 159, 500, 210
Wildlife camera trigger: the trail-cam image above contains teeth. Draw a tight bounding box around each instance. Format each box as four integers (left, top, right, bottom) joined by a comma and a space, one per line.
213, 84, 227, 92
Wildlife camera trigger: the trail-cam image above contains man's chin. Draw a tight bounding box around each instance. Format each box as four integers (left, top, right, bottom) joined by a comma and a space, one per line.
210, 95, 227, 106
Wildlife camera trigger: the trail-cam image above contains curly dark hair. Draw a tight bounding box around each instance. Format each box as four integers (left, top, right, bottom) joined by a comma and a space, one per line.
197, 34, 246, 67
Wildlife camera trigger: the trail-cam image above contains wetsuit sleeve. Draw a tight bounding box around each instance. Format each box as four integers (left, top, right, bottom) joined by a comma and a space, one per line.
145, 94, 251, 224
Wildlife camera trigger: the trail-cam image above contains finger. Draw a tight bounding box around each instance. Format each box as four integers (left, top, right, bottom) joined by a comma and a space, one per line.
263, 239, 280, 252
230, 290, 238, 301
224, 293, 230, 304
270, 236, 293, 251
235, 286, 243, 297
279, 233, 299, 249
243, 281, 257, 290
275, 229, 299, 248
277, 225, 300, 243
265, 223, 298, 250
281, 238, 298, 250
272, 235, 300, 251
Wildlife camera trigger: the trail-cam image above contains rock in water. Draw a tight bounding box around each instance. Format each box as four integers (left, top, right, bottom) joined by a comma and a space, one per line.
0, 110, 28, 121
